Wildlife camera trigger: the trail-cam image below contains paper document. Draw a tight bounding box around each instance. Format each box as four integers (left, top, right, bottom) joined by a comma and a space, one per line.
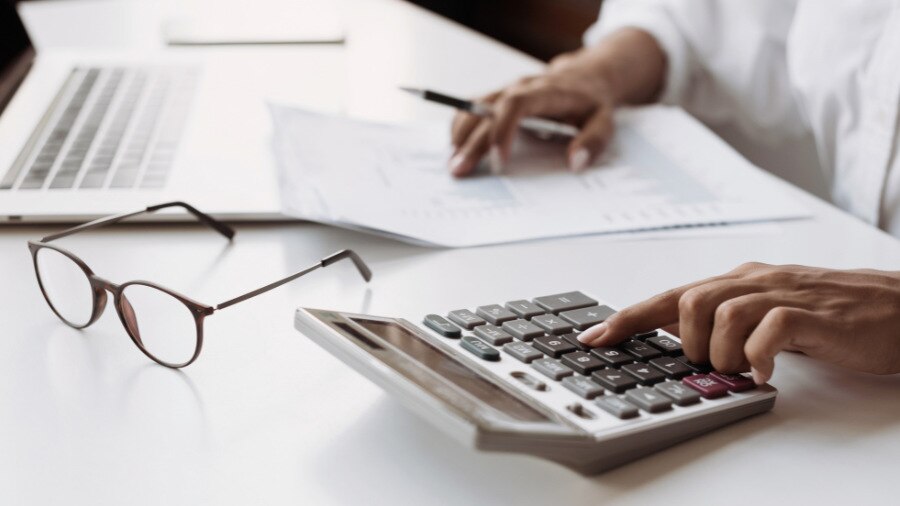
270, 104, 809, 247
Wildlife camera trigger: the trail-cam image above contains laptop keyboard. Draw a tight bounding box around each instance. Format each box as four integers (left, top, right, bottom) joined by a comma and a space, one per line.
424, 291, 756, 420
1, 65, 197, 191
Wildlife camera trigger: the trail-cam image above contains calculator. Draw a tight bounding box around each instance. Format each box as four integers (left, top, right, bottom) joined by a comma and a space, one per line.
294, 291, 776, 474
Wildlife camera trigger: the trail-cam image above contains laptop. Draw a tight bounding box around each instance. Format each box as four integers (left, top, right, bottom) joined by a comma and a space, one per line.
0, 1, 293, 223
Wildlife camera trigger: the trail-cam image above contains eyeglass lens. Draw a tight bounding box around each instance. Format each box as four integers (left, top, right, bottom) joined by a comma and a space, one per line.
119, 283, 198, 366
34, 248, 94, 327
35, 246, 199, 366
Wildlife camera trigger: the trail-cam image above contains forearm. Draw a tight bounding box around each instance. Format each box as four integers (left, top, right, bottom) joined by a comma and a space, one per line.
571, 28, 667, 106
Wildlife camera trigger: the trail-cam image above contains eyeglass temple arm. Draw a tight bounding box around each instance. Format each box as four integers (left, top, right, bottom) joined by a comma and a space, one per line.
215, 249, 372, 310
40, 201, 235, 242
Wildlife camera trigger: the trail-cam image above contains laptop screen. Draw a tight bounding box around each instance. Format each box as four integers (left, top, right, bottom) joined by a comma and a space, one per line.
0, 1, 34, 112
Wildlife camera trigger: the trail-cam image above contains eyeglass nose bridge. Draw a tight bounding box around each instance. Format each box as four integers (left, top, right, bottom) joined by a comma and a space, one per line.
84, 275, 121, 324
86, 276, 146, 348
89, 275, 120, 292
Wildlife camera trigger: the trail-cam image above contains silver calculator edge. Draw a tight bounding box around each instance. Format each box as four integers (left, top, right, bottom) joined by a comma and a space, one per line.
294, 306, 777, 475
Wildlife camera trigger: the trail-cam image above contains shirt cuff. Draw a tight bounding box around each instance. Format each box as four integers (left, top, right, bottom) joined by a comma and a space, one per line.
583, 1, 694, 105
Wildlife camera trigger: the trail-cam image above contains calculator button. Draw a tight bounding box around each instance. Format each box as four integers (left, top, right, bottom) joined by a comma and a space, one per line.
654, 381, 702, 406
460, 335, 500, 361
505, 300, 546, 319
531, 314, 574, 335
473, 324, 514, 345
649, 357, 693, 379
620, 340, 663, 361
562, 375, 604, 399
621, 363, 667, 385
447, 309, 486, 330
532, 335, 578, 358
475, 304, 517, 325
510, 371, 548, 391
561, 332, 592, 351
533, 291, 598, 314
566, 403, 596, 420
559, 305, 616, 330
503, 342, 544, 363
633, 330, 659, 340
675, 355, 714, 373
625, 387, 673, 413
646, 335, 683, 355
501, 319, 545, 341
683, 374, 730, 399
560, 351, 606, 375
590, 347, 633, 367
710, 372, 756, 392
591, 368, 639, 393
423, 314, 461, 338
532, 358, 575, 381
595, 396, 640, 419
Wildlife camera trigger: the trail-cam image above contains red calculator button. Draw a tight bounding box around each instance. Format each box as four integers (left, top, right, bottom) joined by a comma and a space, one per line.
682, 374, 729, 399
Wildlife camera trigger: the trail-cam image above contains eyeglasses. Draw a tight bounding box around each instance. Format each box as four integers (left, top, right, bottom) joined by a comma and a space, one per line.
28, 201, 372, 368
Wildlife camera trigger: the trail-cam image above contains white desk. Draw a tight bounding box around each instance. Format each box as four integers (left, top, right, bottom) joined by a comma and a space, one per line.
3, 1, 899, 504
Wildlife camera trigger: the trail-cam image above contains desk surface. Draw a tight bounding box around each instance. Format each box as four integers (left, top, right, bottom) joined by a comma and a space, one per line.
4, 1, 900, 505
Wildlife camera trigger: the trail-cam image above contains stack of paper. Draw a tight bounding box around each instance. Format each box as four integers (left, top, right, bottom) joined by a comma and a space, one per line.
269, 104, 808, 247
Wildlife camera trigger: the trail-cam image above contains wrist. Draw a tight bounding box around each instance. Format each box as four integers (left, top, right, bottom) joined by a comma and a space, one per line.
571, 47, 627, 107
583, 27, 667, 106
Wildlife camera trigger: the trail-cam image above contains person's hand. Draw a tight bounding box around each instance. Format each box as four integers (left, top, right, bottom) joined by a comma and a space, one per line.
447, 28, 666, 177
448, 54, 618, 177
577, 263, 900, 384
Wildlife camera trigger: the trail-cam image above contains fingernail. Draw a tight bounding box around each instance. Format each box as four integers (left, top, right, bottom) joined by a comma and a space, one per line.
750, 367, 766, 385
577, 322, 607, 343
489, 146, 504, 175
569, 148, 590, 172
448, 153, 466, 175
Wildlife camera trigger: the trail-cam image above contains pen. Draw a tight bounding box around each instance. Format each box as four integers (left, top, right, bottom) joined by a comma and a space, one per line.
400, 87, 579, 138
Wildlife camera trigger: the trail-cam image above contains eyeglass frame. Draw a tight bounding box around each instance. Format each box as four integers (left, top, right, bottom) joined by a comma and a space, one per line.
27, 201, 372, 369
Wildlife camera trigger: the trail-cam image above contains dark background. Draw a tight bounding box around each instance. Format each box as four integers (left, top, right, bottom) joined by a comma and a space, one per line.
7, 0, 602, 63
407, 0, 603, 61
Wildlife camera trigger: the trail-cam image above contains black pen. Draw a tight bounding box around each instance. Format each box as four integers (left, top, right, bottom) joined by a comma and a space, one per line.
400, 87, 579, 138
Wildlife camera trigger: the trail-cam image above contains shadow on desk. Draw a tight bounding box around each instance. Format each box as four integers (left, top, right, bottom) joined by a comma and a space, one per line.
307, 396, 770, 504
308, 354, 900, 503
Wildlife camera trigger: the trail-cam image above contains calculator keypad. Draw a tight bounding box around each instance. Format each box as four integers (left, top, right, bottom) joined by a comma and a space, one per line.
532, 358, 575, 381
425, 291, 756, 423
423, 314, 461, 338
503, 342, 543, 363
595, 396, 640, 419
655, 381, 701, 406
534, 291, 598, 314
590, 347, 634, 367
561, 375, 604, 399
559, 305, 616, 330
447, 309, 485, 330
505, 300, 546, 319
532, 335, 578, 358
649, 357, 693, 379
473, 324, 514, 345
476, 304, 517, 325
501, 319, 545, 341
460, 335, 500, 361
531, 314, 574, 335
561, 351, 607, 375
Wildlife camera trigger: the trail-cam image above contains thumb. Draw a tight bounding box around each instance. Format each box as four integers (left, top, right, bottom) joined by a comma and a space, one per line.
567, 107, 614, 172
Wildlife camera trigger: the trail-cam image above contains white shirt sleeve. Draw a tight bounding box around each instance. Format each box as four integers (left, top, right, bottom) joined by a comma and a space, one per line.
584, 0, 900, 237
584, 1, 803, 141
583, 0, 699, 106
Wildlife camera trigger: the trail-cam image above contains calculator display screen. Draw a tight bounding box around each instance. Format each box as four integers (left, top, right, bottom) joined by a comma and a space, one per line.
351, 318, 550, 423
